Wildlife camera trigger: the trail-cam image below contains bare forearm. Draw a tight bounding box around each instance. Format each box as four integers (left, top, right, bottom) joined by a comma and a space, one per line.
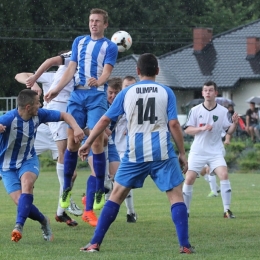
169, 121, 186, 154
34, 57, 62, 80
227, 123, 238, 135
184, 126, 203, 136
85, 116, 110, 146
60, 112, 80, 131
15, 73, 33, 84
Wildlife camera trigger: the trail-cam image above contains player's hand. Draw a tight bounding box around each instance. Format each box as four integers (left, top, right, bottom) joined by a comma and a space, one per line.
231, 112, 239, 124
78, 143, 91, 161
44, 89, 59, 103
0, 124, 6, 133
31, 83, 42, 96
73, 128, 85, 144
88, 77, 98, 87
26, 74, 37, 88
201, 124, 213, 131
179, 154, 188, 174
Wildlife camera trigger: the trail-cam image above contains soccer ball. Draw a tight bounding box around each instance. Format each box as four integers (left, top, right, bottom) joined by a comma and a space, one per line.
111, 31, 132, 52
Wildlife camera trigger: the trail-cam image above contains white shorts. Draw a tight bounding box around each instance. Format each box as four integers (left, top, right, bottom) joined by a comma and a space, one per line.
188, 152, 227, 175
34, 123, 58, 160
47, 101, 68, 141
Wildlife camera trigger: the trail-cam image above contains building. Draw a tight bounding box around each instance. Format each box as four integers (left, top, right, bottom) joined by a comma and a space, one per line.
111, 19, 260, 116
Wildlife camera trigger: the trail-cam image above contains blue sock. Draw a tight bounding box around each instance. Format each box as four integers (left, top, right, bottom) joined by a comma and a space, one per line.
86, 175, 96, 211
16, 193, 33, 226
28, 204, 45, 223
93, 152, 106, 193
91, 200, 120, 245
63, 149, 78, 190
171, 202, 190, 247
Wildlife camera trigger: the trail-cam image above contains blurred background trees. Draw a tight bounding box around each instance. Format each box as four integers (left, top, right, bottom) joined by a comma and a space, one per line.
0, 0, 259, 96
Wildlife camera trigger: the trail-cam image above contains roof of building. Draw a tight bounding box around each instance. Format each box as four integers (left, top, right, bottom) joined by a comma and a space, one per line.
111, 19, 260, 89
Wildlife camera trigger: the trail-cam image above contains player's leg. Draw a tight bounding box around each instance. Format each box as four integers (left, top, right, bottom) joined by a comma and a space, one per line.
80, 161, 146, 252
182, 152, 205, 216
151, 158, 194, 254
80, 181, 130, 252
87, 91, 108, 210
214, 164, 235, 218
61, 91, 86, 208
182, 170, 197, 216
82, 154, 98, 227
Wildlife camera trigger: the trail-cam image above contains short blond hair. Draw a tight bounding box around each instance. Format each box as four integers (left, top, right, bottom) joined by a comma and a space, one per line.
90, 8, 108, 24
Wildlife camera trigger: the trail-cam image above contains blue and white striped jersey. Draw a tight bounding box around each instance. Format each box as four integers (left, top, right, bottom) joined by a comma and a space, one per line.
71, 35, 118, 91
0, 108, 60, 171
105, 80, 178, 163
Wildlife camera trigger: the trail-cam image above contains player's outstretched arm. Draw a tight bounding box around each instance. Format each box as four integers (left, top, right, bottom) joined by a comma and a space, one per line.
60, 112, 84, 144
227, 112, 239, 135
26, 56, 63, 88
168, 119, 188, 173
44, 61, 77, 102
15, 72, 42, 96
79, 115, 111, 160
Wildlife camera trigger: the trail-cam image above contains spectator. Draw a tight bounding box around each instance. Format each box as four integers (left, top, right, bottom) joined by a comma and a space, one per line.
224, 104, 235, 145
245, 102, 258, 142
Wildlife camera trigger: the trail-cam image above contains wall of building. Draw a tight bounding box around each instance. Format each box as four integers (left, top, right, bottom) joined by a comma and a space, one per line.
232, 80, 260, 115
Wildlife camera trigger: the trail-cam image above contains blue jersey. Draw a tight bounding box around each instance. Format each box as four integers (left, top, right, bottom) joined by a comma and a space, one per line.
71, 35, 118, 91
105, 80, 178, 163
0, 108, 60, 171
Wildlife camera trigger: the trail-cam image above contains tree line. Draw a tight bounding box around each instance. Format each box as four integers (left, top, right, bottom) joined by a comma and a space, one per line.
0, 0, 259, 97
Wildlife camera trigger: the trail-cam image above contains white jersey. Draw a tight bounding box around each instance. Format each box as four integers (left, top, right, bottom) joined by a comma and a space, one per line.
49, 51, 74, 102
37, 72, 55, 108
185, 103, 231, 156
114, 114, 127, 153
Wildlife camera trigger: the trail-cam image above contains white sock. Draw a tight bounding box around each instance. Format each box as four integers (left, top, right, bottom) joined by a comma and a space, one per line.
204, 174, 209, 182
220, 180, 231, 212
124, 190, 135, 214
56, 162, 65, 216
208, 175, 217, 194
182, 184, 193, 213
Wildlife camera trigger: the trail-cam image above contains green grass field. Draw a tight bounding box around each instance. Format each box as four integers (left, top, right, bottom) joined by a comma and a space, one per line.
0, 169, 260, 260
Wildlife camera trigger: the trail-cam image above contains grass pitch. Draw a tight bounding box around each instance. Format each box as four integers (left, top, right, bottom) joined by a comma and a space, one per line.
0, 169, 260, 260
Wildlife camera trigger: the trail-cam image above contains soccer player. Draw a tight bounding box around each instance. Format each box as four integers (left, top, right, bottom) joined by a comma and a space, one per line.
0, 89, 84, 242
182, 81, 239, 218
15, 56, 83, 226
78, 53, 194, 254
45, 8, 118, 211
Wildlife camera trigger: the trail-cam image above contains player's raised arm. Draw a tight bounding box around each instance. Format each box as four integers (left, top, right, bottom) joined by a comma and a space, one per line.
26, 56, 63, 88
15, 72, 42, 96
45, 61, 77, 102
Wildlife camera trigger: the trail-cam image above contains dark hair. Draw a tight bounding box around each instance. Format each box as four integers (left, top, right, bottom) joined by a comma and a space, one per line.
203, 80, 218, 91
17, 89, 37, 108
123, 75, 136, 82
137, 53, 158, 77
58, 49, 71, 55
90, 8, 108, 24
107, 77, 123, 91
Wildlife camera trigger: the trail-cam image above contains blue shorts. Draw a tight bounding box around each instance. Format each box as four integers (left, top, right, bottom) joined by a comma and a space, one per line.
115, 157, 184, 192
88, 143, 120, 163
108, 143, 120, 163
1, 155, 40, 194
67, 89, 107, 129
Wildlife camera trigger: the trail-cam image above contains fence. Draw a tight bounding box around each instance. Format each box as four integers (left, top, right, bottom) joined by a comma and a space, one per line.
0, 97, 17, 115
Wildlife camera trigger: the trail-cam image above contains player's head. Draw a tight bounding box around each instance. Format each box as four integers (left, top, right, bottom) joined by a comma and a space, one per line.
122, 75, 136, 89
137, 53, 159, 77
89, 8, 108, 37
107, 77, 123, 104
17, 89, 41, 115
203, 81, 218, 91
202, 81, 218, 101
